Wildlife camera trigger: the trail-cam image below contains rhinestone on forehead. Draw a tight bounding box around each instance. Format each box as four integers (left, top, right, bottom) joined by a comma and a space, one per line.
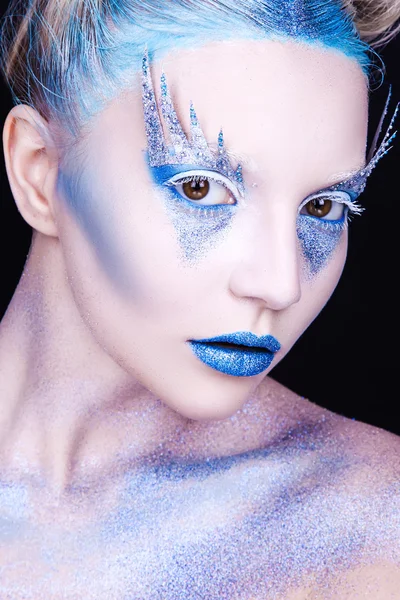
141, 50, 245, 196
331, 90, 399, 197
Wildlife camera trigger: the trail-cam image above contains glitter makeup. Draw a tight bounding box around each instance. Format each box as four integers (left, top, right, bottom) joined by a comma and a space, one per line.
142, 50, 244, 261
142, 51, 244, 192
329, 90, 399, 198
297, 92, 398, 276
149, 164, 238, 262
3, 425, 398, 599
297, 214, 345, 276
143, 52, 398, 271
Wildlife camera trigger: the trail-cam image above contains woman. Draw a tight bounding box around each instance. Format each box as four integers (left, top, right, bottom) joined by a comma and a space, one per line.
0, 0, 399, 597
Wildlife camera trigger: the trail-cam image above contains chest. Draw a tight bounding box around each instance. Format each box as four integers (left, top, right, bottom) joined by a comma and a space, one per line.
0, 455, 397, 599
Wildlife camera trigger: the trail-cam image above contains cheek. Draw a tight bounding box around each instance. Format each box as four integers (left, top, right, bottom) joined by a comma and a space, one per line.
275, 226, 347, 351
57, 168, 187, 299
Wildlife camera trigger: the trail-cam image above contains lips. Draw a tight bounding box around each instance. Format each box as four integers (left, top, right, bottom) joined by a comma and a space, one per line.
188, 331, 281, 377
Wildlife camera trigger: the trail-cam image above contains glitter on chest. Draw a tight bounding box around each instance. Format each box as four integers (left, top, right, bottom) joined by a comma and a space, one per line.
1, 433, 399, 599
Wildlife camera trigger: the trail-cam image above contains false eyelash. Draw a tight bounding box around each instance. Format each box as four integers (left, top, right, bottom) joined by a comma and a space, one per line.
299, 192, 365, 217
341, 198, 365, 217
166, 175, 214, 185
346, 200, 365, 217
165, 173, 239, 203
298, 195, 365, 235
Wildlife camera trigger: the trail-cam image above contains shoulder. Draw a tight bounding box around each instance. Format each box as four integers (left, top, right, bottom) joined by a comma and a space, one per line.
257, 376, 400, 546
283, 562, 400, 600
322, 404, 400, 486
325, 561, 400, 599
259, 375, 400, 478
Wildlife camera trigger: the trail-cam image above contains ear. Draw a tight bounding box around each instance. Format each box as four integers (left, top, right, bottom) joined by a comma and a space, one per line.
2, 105, 59, 237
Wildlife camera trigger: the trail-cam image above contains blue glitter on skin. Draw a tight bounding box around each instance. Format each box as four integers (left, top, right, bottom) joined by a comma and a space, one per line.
0, 482, 30, 543
296, 182, 366, 276
141, 49, 397, 272
148, 163, 240, 211
140, 28, 398, 272
148, 160, 238, 262
297, 214, 345, 276
1, 419, 399, 597
91, 428, 399, 600
142, 57, 245, 196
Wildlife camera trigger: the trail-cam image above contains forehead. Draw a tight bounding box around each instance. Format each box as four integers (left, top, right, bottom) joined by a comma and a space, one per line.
146, 39, 368, 185
86, 39, 368, 194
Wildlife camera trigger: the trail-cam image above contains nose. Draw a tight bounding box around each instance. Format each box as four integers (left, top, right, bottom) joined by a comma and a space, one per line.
228, 208, 301, 311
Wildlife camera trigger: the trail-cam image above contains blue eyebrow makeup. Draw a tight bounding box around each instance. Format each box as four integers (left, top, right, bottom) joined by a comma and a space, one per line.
141, 51, 244, 190
141, 51, 244, 261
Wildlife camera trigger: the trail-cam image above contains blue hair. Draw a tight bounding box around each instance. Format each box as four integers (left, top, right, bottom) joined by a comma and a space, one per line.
1, 0, 372, 135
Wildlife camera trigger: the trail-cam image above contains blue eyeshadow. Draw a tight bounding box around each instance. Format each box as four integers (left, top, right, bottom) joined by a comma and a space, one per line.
147, 160, 237, 262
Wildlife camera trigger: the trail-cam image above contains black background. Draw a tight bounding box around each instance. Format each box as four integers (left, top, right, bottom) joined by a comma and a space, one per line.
0, 6, 398, 435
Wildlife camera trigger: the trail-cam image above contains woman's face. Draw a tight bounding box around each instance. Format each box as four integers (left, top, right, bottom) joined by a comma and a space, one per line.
55, 39, 368, 419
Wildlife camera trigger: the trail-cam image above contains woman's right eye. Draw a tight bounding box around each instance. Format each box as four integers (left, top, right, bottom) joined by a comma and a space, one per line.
166, 171, 238, 206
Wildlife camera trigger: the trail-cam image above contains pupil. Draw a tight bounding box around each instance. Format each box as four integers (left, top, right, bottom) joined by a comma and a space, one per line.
307, 198, 332, 218
182, 179, 210, 201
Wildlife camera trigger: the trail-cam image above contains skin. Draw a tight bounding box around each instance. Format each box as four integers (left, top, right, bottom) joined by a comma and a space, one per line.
0, 39, 399, 597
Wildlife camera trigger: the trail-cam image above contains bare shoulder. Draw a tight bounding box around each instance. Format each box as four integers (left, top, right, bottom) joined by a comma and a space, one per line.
282, 563, 400, 600
320, 399, 400, 486
324, 561, 400, 599
256, 377, 400, 571
259, 375, 400, 479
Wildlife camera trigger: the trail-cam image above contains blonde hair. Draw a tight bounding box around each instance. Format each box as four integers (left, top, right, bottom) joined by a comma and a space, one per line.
1, 0, 399, 134
344, 0, 400, 45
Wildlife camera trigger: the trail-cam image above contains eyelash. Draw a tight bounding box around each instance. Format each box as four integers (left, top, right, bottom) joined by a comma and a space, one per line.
164, 171, 240, 211
164, 170, 365, 229
298, 192, 364, 231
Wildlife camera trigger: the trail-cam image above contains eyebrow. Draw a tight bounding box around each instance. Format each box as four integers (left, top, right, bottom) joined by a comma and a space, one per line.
222, 148, 368, 183
324, 164, 367, 187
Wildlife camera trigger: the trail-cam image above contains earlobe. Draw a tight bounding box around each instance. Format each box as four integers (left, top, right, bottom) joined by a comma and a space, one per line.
2, 105, 59, 237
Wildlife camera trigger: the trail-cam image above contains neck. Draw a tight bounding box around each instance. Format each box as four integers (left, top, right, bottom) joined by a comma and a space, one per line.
0, 233, 187, 488
0, 233, 313, 492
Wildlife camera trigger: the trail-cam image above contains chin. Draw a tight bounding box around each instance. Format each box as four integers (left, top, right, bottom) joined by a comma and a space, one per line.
161, 376, 259, 421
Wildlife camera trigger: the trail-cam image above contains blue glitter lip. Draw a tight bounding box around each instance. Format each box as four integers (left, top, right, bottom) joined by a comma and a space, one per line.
188, 331, 281, 377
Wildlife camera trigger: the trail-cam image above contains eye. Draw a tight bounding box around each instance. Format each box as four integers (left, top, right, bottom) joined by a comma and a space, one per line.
300, 192, 351, 221
165, 170, 238, 206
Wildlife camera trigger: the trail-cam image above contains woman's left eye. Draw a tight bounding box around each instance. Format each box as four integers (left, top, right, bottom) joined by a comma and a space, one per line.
300, 194, 347, 221
166, 171, 238, 206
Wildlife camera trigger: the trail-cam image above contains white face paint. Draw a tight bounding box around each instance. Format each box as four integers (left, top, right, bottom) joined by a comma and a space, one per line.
55, 38, 368, 420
